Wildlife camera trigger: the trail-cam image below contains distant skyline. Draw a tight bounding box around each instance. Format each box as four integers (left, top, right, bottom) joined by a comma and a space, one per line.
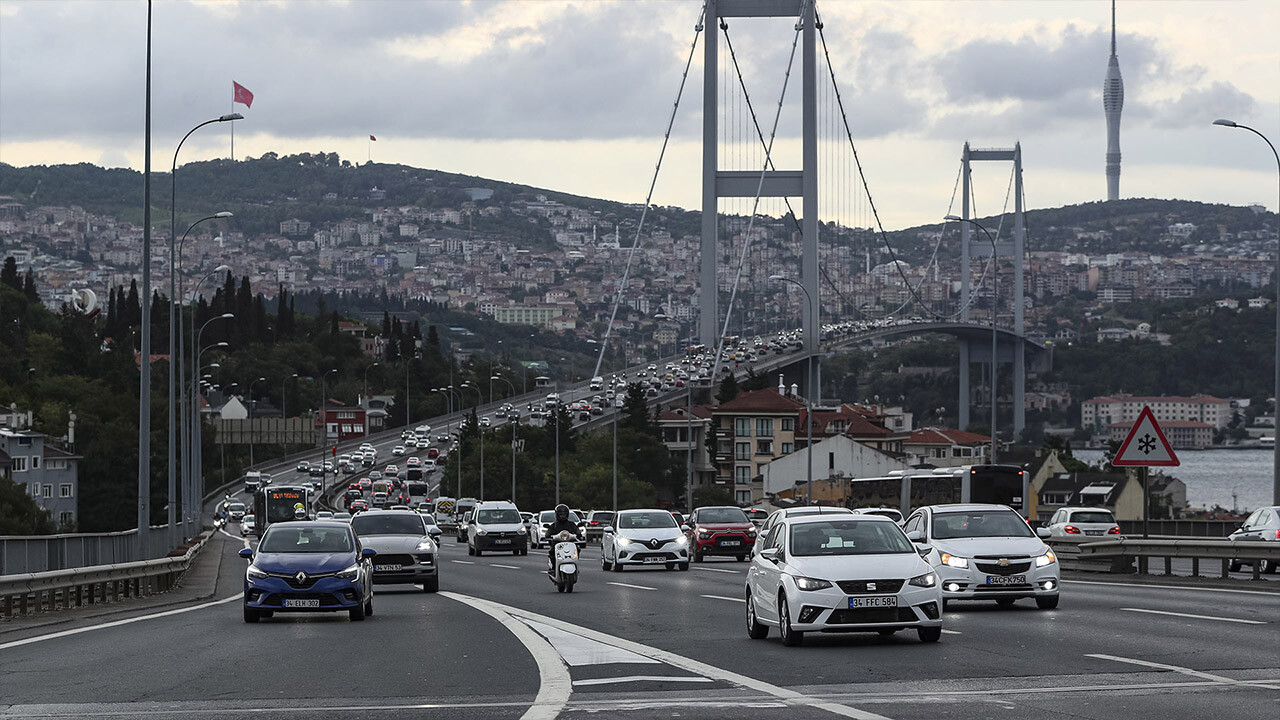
0, 0, 1276, 230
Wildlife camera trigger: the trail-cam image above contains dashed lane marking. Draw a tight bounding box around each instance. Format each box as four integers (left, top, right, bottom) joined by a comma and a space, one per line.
572, 675, 715, 686
701, 594, 745, 603
692, 567, 740, 574
607, 582, 656, 591
492, 564, 521, 569
451, 560, 476, 565
941, 629, 962, 635
1119, 607, 1266, 625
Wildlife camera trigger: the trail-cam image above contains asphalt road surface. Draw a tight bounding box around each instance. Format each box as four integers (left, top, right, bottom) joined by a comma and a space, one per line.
3, 526, 1277, 720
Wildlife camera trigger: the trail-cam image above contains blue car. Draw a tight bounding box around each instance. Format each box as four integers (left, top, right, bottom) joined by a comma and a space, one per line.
240, 521, 376, 623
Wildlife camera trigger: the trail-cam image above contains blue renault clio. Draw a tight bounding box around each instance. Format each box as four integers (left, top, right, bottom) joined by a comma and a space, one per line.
240, 521, 376, 622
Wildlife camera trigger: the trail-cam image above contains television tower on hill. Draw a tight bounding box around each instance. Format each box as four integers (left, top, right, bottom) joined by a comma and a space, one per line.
1103, 0, 1124, 201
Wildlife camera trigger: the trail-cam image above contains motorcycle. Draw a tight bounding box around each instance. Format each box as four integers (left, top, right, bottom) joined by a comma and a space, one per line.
547, 531, 579, 593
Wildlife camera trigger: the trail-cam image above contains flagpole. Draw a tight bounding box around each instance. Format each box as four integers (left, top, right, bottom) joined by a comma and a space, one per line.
230, 96, 234, 162
367, 137, 371, 164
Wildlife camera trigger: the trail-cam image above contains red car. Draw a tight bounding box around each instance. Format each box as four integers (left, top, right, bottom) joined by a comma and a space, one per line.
684, 506, 757, 562
426, 447, 440, 459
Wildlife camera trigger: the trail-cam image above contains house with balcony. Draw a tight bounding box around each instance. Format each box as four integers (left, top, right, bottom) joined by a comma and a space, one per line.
0, 427, 80, 530
710, 389, 804, 506
657, 405, 716, 494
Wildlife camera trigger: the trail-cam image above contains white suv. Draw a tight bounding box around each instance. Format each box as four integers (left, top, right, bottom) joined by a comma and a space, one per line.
904, 504, 1059, 610
467, 501, 529, 556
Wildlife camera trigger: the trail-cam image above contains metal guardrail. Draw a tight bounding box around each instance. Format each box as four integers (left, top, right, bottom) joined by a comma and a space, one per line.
0, 530, 213, 619
1049, 536, 1280, 581
1115, 520, 1241, 538
0, 524, 177, 576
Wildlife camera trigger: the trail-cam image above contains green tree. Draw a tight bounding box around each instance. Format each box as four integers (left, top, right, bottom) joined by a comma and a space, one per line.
1, 256, 19, 290
0, 477, 56, 534
717, 373, 740, 403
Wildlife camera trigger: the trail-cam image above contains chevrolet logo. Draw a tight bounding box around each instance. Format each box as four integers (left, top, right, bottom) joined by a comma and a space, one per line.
866, 582, 877, 591
295, 571, 308, 583
997, 559, 1010, 566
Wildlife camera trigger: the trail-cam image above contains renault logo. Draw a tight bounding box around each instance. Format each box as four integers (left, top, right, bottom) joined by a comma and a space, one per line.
295, 571, 308, 583
997, 559, 1010, 566
649, 538, 661, 549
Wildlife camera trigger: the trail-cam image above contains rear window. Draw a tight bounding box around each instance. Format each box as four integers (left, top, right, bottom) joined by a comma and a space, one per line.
1068, 511, 1115, 524
932, 510, 1033, 539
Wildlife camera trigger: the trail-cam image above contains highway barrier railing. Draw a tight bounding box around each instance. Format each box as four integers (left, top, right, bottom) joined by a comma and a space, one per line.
0, 530, 213, 619
1, 524, 177, 576
1060, 536, 1280, 581
1114, 520, 1241, 538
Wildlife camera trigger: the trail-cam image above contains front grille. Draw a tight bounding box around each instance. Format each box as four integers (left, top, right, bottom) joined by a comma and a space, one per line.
836, 579, 905, 594
634, 538, 673, 550
827, 607, 917, 624
975, 562, 1031, 575
268, 571, 334, 589
262, 592, 342, 607
374, 554, 415, 566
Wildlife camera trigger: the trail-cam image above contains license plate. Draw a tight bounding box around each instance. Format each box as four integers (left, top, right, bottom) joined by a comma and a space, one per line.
375, 564, 402, 572
1084, 530, 1103, 536
643, 556, 664, 564
283, 599, 320, 608
719, 540, 741, 546
848, 596, 898, 608
493, 539, 512, 544
986, 575, 1026, 585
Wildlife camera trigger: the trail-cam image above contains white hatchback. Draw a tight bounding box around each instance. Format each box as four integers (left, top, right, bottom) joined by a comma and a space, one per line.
1045, 507, 1121, 538
746, 514, 942, 646
601, 509, 690, 571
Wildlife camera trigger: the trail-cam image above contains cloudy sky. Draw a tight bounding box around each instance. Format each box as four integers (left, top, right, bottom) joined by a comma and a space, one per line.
0, 0, 1275, 229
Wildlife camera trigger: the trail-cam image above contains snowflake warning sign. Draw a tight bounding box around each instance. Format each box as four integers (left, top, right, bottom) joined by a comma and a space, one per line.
1112, 405, 1180, 467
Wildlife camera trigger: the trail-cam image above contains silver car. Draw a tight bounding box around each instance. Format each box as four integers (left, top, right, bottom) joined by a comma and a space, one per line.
350, 510, 439, 592
1228, 505, 1280, 573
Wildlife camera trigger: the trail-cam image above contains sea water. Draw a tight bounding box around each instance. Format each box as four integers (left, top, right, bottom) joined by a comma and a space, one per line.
1071, 449, 1274, 513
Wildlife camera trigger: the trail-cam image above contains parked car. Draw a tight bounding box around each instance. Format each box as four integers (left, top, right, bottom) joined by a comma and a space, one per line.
685, 506, 757, 562
240, 521, 375, 622
1228, 505, 1280, 573
602, 509, 690, 571
1045, 507, 1122, 538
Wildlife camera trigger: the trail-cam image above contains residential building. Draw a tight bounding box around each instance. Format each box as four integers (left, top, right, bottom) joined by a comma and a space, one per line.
1107, 420, 1214, 450
0, 427, 80, 529
318, 401, 368, 443
710, 388, 803, 505
759, 434, 909, 501
902, 427, 992, 467
656, 405, 716, 493
1082, 393, 1232, 431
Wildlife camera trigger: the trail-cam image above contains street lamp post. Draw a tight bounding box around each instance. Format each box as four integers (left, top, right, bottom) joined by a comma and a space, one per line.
320, 369, 337, 478
247, 377, 266, 467
1214, 119, 1280, 505
945, 215, 999, 464
769, 275, 815, 505
282, 373, 298, 444
461, 383, 484, 501
193, 337, 229, 515
433, 387, 462, 498
185, 267, 229, 536
492, 376, 517, 502
191, 313, 231, 530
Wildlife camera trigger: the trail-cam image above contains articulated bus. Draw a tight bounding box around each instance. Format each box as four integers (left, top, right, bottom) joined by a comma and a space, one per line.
848, 465, 1034, 519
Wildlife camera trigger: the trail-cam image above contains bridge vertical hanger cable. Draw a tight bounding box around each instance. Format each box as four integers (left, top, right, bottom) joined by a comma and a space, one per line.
590, 2, 707, 381
710, 1, 806, 386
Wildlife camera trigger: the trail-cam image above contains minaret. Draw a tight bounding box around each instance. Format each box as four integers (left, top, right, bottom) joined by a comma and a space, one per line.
1103, 0, 1124, 201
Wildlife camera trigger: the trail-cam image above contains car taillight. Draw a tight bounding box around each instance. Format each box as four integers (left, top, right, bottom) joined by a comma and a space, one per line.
1108, 526, 1121, 534
589, 521, 599, 526
1275, 529, 1280, 540
1064, 525, 1081, 534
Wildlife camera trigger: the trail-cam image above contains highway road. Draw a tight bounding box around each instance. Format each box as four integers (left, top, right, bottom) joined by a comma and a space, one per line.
2, 526, 1277, 720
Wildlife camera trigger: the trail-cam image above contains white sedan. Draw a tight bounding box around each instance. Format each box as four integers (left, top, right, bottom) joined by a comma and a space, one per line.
746, 514, 942, 646
601, 509, 690, 572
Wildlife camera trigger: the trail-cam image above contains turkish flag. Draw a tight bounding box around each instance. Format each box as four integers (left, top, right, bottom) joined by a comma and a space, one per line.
370, 135, 377, 141
233, 81, 254, 108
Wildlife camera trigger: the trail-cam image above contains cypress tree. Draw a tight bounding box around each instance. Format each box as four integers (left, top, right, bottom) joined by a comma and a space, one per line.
126, 279, 140, 327
22, 270, 39, 302
0, 257, 19, 289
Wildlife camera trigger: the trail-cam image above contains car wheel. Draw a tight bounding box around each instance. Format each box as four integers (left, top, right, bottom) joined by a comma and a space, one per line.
365, 597, 374, 617
692, 548, 703, 563
467, 544, 475, 556
602, 554, 612, 571
612, 558, 624, 572
996, 598, 1016, 607
243, 607, 260, 623
917, 626, 942, 643
349, 602, 366, 622
1036, 595, 1060, 610
666, 563, 676, 570
422, 576, 439, 593
778, 595, 803, 647
1228, 561, 1242, 572
1262, 558, 1278, 574
746, 593, 769, 640
474, 547, 483, 557
678, 562, 689, 571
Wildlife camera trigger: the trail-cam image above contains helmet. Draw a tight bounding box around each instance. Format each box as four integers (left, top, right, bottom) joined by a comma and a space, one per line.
554, 504, 570, 523
294, 506, 308, 520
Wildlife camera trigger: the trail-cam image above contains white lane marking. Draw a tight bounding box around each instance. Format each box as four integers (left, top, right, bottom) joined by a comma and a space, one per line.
1086, 653, 1246, 684
607, 582, 656, 591
441, 593, 572, 720
520, 619, 659, 666
701, 594, 745, 603
453, 595, 893, 720
492, 564, 521, 570
693, 567, 740, 574
0, 594, 241, 651
573, 675, 714, 686
1119, 607, 1266, 625
451, 560, 476, 565
941, 629, 962, 635
1063, 578, 1280, 597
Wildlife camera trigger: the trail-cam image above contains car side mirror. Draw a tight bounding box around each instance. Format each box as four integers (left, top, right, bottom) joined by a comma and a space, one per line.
1036, 527, 1051, 539
361, 547, 378, 558
906, 530, 926, 543
238, 548, 253, 560
603, 526, 614, 534
680, 524, 691, 533
759, 548, 780, 563
916, 545, 932, 557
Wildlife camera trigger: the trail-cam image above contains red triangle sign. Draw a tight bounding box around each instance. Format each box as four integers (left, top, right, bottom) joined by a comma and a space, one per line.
1112, 405, 1180, 467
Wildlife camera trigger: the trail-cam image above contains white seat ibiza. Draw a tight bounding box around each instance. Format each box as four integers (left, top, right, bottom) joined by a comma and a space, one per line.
746, 514, 942, 646
601, 509, 690, 571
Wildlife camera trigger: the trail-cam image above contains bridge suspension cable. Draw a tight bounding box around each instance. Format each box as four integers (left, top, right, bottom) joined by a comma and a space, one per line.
590, 2, 708, 382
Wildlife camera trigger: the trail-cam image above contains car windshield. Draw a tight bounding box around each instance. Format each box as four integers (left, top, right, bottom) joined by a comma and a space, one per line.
350, 514, 426, 536
618, 512, 677, 530
932, 511, 1034, 539
259, 526, 354, 553
228, 503, 245, 512
698, 507, 748, 524
478, 509, 521, 524
1069, 511, 1115, 524
789, 519, 913, 556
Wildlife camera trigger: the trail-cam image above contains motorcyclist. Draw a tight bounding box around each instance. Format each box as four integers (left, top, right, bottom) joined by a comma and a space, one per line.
545, 503, 581, 569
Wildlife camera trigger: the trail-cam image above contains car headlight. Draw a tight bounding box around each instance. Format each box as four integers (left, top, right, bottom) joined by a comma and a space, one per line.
940, 552, 969, 569
698, 533, 712, 540
477, 528, 488, 536
335, 563, 361, 580
909, 572, 937, 588
746, 530, 757, 538
517, 527, 528, 535
791, 575, 832, 591
416, 540, 434, 552
246, 565, 269, 580
1035, 549, 1057, 567
616, 536, 632, 547
675, 535, 688, 545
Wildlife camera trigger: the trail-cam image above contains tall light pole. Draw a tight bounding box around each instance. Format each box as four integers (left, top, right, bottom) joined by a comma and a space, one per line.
1215, 118, 1280, 504
945, 215, 1000, 464
170, 114, 240, 545
282, 373, 298, 443
320, 368, 337, 476
492, 376, 517, 502
770, 275, 815, 505
433, 387, 462, 498
185, 265, 229, 536
247, 376, 266, 467
193, 336, 229, 512
363, 362, 379, 404
461, 383, 484, 500
686, 381, 694, 514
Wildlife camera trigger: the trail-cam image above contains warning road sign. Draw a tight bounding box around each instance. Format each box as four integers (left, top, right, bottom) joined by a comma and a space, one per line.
1112, 405, 1180, 467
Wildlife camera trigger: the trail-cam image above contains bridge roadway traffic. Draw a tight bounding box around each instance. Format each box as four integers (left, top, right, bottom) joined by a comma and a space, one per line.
2, 522, 1276, 720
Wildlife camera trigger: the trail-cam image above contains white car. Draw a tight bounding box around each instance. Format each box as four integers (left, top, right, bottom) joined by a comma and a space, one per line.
601, 509, 690, 571
755, 506, 852, 555
904, 504, 1059, 610
746, 514, 943, 646
1045, 507, 1121, 538
392, 445, 406, 456
850, 507, 905, 525
467, 501, 529, 556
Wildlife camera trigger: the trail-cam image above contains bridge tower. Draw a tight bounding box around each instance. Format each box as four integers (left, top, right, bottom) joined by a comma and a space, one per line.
700, 0, 820, 397
957, 142, 1027, 440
